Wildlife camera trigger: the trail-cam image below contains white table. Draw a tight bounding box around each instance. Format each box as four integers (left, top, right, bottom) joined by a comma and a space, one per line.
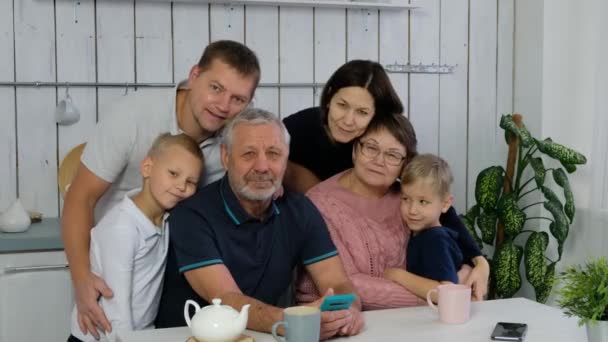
118, 298, 586, 342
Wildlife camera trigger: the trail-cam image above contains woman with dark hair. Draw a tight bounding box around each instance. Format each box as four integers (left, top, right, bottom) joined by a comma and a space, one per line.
283, 61, 489, 301
283, 60, 403, 193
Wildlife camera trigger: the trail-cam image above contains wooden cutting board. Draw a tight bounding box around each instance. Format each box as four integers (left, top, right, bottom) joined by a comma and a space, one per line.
186, 335, 255, 342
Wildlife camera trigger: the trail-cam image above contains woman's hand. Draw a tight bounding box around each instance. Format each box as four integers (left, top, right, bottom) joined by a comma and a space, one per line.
464, 256, 490, 301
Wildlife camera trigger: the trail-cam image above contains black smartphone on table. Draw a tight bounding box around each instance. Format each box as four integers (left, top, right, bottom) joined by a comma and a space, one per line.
491, 322, 528, 341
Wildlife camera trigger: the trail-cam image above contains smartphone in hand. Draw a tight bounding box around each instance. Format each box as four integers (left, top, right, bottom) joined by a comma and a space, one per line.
320, 294, 356, 312
491, 322, 528, 341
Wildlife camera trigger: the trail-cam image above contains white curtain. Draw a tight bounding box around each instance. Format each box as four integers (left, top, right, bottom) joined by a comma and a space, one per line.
590, 0, 608, 210
576, 0, 608, 261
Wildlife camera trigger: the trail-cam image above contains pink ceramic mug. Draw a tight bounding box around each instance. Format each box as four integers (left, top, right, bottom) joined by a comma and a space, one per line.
426, 284, 471, 324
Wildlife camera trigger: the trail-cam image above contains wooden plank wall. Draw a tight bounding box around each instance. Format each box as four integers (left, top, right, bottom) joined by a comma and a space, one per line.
0, 0, 515, 218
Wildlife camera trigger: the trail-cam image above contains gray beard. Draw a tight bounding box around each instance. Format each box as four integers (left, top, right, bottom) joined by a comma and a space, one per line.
236, 184, 277, 201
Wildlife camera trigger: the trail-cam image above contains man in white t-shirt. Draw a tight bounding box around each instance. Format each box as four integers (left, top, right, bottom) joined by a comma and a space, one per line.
61, 40, 260, 340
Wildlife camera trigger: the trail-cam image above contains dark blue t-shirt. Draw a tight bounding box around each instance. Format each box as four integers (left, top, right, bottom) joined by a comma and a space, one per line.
155, 175, 338, 328
406, 227, 463, 283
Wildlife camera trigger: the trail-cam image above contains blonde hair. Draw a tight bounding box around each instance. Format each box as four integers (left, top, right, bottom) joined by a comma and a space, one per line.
400, 153, 453, 197
147, 133, 204, 166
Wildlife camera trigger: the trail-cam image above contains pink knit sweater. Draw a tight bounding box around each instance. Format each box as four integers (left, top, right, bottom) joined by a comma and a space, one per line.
296, 171, 421, 310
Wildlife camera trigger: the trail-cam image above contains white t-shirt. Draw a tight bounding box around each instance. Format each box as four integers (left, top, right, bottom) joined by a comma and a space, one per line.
70, 190, 169, 342
82, 81, 224, 222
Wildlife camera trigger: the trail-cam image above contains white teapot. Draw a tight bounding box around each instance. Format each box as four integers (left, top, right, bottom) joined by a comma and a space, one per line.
184, 298, 250, 342
0, 199, 31, 233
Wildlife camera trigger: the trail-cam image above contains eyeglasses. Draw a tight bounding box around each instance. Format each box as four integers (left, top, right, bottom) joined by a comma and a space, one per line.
357, 141, 406, 166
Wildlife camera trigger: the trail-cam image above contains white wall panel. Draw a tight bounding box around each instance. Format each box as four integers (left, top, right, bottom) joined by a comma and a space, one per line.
314, 8, 346, 106
135, 1, 174, 107
210, 4, 245, 42
14, 0, 57, 216
347, 8, 378, 60
55, 0, 97, 210
409, 0, 440, 154
246, 5, 279, 114
135, 1, 173, 83
379, 9, 409, 112
468, 0, 499, 206
97, 0, 136, 117
0, 0, 16, 211
279, 7, 314, 118
438, 0, 469, 212
497, 0, 514, 120
173, 3, 210, 81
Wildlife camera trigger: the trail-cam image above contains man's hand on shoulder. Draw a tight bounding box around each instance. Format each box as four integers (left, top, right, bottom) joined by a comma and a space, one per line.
74, 271, 113, 339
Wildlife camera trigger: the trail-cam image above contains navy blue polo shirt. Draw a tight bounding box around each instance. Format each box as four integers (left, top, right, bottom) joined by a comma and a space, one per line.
406, 227, 463, 283
155, 175, 338, 328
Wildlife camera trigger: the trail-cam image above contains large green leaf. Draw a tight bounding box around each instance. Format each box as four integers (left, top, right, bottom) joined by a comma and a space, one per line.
477, 210, 498, 245
497, 194, 526, 238
505, 129, 516, 145
560, 160, 577, 173
552, 168, 568, 187
552, 169, 575, 223
534, 262, 556, 303
475, 166, 505, 211
493, 242, 523, 298
524, 232, 549, 288
536, 138, 587, 165
545, 200, 569, 259
541, 186, 563, 210
500, 115, 534, 147
529, 157, 546, 188
564, 190, 575, 224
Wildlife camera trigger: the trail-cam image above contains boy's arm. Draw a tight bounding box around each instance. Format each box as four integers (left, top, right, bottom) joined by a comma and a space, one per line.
384, 268, 446, 301
61, 163, 113, 337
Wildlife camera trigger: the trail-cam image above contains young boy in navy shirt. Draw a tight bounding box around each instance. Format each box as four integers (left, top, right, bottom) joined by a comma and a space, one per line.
384, 154, 464, 300
68, 133, 204, 342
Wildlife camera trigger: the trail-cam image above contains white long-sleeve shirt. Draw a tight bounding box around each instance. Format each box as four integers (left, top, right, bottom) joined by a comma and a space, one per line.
70, 190, 169, 342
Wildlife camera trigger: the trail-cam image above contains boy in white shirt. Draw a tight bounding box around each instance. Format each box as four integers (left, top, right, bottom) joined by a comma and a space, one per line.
68, 133, 204, 342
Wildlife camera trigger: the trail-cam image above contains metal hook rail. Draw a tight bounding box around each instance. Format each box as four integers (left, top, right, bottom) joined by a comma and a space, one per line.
0, 64, 456, 89
0, 81, 326, 89
385, 62, 457, 74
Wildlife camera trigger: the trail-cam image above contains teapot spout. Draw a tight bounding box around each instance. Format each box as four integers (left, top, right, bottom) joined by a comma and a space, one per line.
236, 304, 251, 331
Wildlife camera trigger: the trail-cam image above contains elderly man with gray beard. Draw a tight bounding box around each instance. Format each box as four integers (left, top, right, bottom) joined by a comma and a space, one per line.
155, 108, 364, 340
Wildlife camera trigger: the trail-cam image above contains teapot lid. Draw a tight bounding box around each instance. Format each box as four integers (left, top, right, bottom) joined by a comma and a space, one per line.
194, 298, 240, 324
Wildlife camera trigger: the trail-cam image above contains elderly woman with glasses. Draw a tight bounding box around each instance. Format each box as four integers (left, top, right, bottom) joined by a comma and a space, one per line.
295, 114, 489, 310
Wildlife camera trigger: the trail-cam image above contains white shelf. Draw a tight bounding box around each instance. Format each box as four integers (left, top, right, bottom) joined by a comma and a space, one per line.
143, 0, 418, 10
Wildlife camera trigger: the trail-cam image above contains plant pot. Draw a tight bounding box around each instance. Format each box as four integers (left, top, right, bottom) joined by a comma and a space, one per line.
586, 320, 608, 342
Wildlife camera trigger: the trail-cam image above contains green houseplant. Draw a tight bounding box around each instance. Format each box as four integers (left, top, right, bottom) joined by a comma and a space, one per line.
556, 257, 608, 342
460, 114, 587, 302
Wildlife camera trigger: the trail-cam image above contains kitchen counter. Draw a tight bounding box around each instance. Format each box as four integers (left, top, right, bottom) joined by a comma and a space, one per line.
0, 218, 64, 253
